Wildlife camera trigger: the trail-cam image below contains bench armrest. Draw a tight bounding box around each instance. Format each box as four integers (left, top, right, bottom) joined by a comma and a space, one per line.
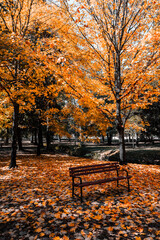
72, 176, 82, 185
118, 168, 129, 177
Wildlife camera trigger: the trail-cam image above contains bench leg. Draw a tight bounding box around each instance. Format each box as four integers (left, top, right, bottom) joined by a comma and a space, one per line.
117, 170, 119, 187
80, 186, 83, 202
117, 179, 119, 187
128, 179, 130, 192
72, 178, 75, 199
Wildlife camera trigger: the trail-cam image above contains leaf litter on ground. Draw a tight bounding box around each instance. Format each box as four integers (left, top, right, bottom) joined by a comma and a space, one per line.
0, 154, 160, 240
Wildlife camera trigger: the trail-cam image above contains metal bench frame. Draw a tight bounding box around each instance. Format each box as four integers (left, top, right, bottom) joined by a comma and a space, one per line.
69, 162, 131, 202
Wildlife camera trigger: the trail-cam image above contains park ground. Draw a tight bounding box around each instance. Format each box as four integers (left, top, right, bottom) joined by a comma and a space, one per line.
0, 149, 160, 240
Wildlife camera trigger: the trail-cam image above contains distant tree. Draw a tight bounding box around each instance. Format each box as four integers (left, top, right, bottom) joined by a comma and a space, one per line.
140, 101, 160, 139
61, 0, 160, 164
0, 0, 84, 167
0, 0, 60, 167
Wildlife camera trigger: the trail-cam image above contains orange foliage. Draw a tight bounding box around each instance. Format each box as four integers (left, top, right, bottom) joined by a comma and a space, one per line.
0, 0, 160, 167
60, 0, 160, 138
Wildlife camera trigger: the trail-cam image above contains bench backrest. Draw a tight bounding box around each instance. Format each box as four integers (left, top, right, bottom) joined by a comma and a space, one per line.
69, 163, 119, 177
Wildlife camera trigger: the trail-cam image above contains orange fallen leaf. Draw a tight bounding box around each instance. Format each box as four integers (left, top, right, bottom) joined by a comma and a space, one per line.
108, 227, 113, 231
35, 228, 42, 233
40, 232, 45, 237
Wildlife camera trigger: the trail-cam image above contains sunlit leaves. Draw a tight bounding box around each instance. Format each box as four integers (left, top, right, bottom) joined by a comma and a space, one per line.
0, 0, 160, 168
60, 0, 160, 133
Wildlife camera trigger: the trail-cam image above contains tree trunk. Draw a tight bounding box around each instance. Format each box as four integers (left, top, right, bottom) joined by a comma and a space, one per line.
116, 92, 126, 164
10, 102, 19, 168
39, 124, 43, 147
17, 127, 23, 150
136, 133, 139, 147
115, 51, 126, 164
46, 130, 51, 150
34, 128, 37, 145
107, 133, 112, 145
37, 122, 43, 156
37, 142, 41, 156
5, 128, 9, 145
132, 136, 135, 149
46, 116, 51, 150
117, 125, 126, 165
151, 136, 154, 145
128, 133, 131, 142
31, 131, 34, 144
101, 135, 105, 143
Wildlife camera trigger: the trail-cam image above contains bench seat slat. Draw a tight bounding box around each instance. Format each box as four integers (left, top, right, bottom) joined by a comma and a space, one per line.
70, 167, 119, 177
70, 165, 119, 172
74, 175, 131, 187
69, 162, 118, 171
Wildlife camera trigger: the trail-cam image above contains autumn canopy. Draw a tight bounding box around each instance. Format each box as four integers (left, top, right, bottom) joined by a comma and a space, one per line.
0, 0, 159, 167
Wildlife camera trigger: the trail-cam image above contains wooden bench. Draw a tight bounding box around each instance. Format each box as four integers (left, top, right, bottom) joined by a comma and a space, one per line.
69, 162, 132, 202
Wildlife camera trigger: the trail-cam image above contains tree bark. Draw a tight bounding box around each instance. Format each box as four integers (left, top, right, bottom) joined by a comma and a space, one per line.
39, 124, 43, 147
34, 128, 38, 145
5, 128, 9, 145
17, 127, 23, 150
46, 116, 51, 150
115, 51, 126, 164
31, 131, 34, 144
136, 133, 139, 147
107, 133, 112, 145
9, 102, 19, 168
46, 130, 51, 150
37, 121, 43, 156
117, 124, 126, 165
101, 135, 105, 143
128, 133, 131, 142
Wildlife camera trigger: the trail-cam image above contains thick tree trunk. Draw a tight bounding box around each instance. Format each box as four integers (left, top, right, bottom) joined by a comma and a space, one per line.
17, 127, 23, 150
10, 103, 19, 168
115, 51, 126, 164
117, 125, 126, 165
116, 102, 126, 164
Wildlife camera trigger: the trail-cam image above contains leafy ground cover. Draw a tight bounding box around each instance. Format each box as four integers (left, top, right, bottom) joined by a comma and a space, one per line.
0, 154, 160, 240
